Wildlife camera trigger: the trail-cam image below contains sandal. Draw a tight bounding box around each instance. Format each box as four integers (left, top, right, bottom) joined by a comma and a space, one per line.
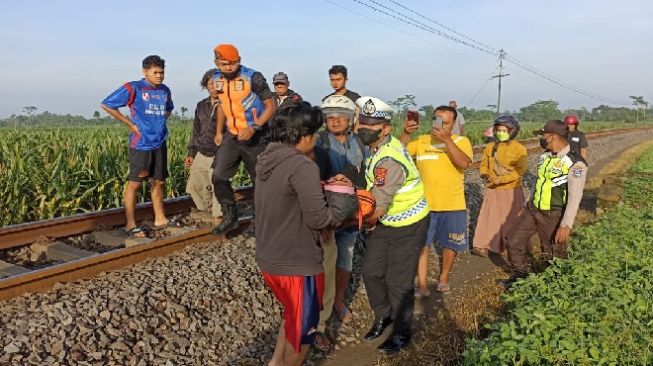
313, 332, 332, 351
153, 218, 183, 230
125, 226, 146, 238
334, 305, 353, 322
414, 288, 431, 299
436, 282, 450, 293
471, 248, 489, 257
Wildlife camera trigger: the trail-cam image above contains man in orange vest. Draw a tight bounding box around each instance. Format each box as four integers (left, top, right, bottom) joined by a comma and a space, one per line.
211, 44, 277, 235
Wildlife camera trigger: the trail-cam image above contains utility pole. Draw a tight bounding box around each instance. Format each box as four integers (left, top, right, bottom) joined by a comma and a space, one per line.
492, 49, 510, 115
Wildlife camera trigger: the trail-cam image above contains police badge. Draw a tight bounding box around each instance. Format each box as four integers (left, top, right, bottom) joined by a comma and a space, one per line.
363, 99, 376, 116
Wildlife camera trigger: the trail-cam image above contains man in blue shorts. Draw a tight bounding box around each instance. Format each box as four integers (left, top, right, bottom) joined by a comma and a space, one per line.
400, 105, 473, 295
101, 55, 175, 237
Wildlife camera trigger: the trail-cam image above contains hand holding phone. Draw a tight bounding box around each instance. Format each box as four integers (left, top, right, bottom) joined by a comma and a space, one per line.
432, 116, 443, 129
407, 110, 419, 123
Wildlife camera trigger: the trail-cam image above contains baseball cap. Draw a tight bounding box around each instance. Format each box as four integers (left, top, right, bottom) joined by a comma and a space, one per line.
273, 72, 289, 85
534, 120, 568, 137
214, 44, 240, 62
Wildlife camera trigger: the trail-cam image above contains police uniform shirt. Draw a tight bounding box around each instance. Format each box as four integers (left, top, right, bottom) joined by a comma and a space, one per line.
368, 136, 406, 211
555, 145, 588, 229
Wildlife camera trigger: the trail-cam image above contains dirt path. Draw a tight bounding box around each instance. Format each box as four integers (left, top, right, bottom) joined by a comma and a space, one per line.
315, 132, 652, 366
316, 252, 501, 366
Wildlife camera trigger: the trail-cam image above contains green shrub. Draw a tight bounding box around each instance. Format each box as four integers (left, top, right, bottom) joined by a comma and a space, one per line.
463, 148, 653, 365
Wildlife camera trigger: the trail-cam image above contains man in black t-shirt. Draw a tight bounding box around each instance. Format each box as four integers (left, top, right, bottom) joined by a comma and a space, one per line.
322, 65, 361, 103
564, 115, 588, 161
323, 65, 362, 130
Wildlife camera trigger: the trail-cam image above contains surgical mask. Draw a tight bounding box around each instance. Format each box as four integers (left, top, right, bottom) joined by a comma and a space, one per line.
539, 137, 550, 150
495, 131, 510, 142
357, 127, 382, 145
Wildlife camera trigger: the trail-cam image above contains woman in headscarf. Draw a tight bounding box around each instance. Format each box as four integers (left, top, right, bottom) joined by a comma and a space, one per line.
472, 115, 527, 257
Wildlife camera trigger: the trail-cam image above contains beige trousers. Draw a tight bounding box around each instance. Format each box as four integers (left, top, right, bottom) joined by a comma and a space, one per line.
318, 231, 337, 333
186, 152, 222, 217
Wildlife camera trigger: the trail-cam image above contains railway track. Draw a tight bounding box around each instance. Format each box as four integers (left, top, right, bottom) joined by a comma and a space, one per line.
0, 126, 650, 301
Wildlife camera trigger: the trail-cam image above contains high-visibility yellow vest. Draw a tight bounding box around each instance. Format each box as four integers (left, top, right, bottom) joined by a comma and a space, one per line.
365, 137, 429, 227
533, 152, 582, 210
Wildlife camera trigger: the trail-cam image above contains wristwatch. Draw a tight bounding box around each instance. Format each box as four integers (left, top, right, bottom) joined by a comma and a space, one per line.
251, 124, 262, 132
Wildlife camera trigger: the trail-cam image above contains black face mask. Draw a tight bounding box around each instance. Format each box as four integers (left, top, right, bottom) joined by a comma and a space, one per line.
539, 137, 549, 150
358, 127, 382, 145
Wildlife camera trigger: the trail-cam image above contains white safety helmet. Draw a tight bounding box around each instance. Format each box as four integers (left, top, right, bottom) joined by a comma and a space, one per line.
321, 95, 356, 120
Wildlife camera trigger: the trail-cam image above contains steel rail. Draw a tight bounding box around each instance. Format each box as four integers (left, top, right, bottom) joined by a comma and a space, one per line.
0, 126, 650, 301
0, 187, 253, 251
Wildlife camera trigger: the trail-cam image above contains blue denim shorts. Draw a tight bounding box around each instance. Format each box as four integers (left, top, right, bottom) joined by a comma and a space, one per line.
425, 211, 468, 252
335, 228, 359, 272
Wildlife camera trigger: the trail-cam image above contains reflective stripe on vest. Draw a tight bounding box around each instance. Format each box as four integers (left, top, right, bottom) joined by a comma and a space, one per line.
533, 154, 574, 210
365, 137, 429, 227
213, 66, 265, 135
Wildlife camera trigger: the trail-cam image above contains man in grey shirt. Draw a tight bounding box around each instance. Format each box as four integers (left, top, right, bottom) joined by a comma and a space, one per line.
449, 100, 465, 135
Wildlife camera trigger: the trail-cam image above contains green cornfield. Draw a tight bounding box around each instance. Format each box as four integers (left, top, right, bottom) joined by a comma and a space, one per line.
0, 123, 250, 226
0, 121, 645, 226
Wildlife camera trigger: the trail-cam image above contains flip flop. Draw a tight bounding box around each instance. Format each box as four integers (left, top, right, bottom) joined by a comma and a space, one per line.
471, 248, 489, 257
153, 218, 183, 230
125, 226, 146, 238
335, 305, 353, 322
436, 282, 451, 293
313, 331, 332, 351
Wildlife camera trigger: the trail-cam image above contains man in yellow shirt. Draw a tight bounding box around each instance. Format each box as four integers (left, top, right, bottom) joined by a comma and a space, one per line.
400, 105, 472, 295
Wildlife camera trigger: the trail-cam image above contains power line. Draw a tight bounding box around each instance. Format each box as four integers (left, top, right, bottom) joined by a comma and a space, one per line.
343, 0, 631, 106
384, 0, 497, 54
505, 55, 629, 105
350, 0, 498, 57
321, 0, 488, 64
464, 64, 500, 108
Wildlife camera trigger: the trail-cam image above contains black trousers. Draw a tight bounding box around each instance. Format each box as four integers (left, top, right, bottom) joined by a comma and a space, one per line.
212, 134, 266, 205
362, 216, 429, 335
505, 204, 565, 273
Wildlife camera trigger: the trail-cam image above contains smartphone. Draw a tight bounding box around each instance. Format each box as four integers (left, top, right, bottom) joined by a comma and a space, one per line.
432, 116, 443, 129
407, 110, 419, 123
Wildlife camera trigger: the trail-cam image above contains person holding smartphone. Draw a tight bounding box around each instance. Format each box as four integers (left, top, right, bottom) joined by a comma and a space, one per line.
399, 106, 473, 296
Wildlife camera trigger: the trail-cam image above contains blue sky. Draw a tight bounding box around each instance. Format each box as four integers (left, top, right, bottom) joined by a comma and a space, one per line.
0, 0, 651, 118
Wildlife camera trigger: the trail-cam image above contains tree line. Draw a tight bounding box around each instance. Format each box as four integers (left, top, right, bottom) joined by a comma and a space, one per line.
0, 107, 191, 127
387, 95, 650, 124
1, 96, 650, 128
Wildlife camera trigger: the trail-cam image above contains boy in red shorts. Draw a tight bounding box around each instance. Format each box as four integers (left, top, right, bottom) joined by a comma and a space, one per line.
255, 102, 346, 365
